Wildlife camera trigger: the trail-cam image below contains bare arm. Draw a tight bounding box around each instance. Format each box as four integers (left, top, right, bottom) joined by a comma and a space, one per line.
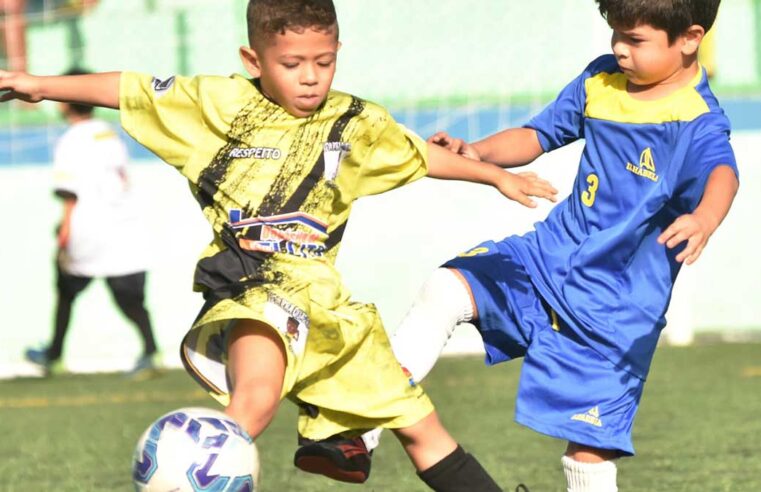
426, 142, 557, 208
658, 165, 739, 264
471, 127, 545, 168
0, 71, 121, 109
429, 127, 545, 168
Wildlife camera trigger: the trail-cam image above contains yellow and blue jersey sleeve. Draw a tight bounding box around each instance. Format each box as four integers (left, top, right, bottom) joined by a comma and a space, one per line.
524, 56, 616, 151
674, 115, 738, 209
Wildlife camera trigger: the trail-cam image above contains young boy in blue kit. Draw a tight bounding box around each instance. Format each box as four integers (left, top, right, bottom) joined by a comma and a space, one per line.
302, 0, 740, 490
0, 1, 560, 490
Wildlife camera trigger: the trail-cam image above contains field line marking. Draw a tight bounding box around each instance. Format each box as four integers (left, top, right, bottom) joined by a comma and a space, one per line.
0, 389, 209, 409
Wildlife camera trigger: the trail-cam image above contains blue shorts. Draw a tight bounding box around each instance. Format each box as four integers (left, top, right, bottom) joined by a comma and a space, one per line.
445, 240, 644, 455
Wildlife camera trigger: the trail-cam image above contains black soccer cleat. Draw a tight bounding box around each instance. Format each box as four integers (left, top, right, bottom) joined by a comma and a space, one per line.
294, 434, 372, 484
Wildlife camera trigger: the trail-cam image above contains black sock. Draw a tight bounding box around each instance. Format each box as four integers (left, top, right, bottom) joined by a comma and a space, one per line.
418, 445, 502, 492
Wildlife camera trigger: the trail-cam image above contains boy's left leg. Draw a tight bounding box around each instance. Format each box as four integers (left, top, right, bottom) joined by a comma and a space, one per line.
562, 443, 619, 492
393, 411, 502, 492
106, 271, 158, 358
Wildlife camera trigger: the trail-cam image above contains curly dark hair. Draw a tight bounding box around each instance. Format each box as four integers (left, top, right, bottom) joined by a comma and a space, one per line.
246, 0, 338, 46
595, 0, 721, 43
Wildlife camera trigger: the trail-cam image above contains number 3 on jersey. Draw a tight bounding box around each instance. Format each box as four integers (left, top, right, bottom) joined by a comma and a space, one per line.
582, 173, 599, 207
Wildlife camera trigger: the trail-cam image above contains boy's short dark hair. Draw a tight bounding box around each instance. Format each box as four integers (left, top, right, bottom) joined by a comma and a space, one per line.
62, 67, 95, 115
246, 0, 338, 47
595, 0, 721, 43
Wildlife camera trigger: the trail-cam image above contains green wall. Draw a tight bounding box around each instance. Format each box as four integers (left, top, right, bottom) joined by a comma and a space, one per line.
23, 0, 761, 108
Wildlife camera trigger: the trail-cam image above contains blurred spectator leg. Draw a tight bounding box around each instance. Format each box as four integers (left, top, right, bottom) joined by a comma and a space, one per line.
1, 0, 28, 72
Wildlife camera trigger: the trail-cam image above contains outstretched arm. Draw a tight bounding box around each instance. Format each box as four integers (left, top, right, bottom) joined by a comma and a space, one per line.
429, 127, 545, 168
0, 71, 121, 109
658, 165, 739, 264
426, 141, 557, 208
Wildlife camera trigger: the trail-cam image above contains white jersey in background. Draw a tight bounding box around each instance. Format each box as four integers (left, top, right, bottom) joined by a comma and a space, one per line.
53, 119, 148, 277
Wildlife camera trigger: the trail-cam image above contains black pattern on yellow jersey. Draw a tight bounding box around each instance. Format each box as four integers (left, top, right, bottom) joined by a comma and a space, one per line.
119, 72, 428, 305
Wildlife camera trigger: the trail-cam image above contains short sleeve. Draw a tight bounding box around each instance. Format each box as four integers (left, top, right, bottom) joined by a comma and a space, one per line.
352, 117, 428, 198
674, 115, 738, 207
52, 138, 81, 196
120, 73, 205, 170
524, 56, 614, 152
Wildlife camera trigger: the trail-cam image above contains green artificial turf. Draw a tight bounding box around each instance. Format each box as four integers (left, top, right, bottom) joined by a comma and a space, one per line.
0, 343, 759, 491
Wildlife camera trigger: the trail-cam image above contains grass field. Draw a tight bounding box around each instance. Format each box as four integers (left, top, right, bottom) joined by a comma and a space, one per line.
1, 343, 760, 492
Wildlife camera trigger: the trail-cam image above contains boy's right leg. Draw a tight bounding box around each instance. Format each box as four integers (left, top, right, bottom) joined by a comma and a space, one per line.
393, 411, 502, 492
225, 318, 287, 439
293, 268, 475, 481
25, 265, 90, 374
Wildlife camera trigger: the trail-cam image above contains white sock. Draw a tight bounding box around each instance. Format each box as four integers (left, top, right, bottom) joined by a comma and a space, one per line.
390, 268, 473, 383
562, 456, 618, 492
361, 268, 473, 452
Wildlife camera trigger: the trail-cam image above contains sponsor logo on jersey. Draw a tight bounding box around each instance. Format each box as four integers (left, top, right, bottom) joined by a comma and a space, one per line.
228, 147, 283, 160
323, 141, 351, 180
571, 406, 603, 427
229, 210, 328, 258
625, 147, 659, 182
151, 76, 176, 96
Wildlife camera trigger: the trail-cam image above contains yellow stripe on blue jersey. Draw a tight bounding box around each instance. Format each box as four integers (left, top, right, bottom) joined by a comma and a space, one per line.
584, 66, 708, 124
119, 73, 434, 438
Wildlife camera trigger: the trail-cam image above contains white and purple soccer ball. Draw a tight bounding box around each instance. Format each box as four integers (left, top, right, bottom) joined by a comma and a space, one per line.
132, 407, 260, 492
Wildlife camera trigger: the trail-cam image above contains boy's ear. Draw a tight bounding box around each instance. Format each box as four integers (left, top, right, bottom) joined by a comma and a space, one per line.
239, 46, 262, 78
680, 25, 705, 57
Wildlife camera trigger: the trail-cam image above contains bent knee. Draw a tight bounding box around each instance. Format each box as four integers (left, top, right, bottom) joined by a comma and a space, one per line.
565, 442, 620, 462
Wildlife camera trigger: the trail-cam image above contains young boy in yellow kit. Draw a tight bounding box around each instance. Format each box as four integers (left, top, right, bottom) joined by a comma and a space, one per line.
0, 1, 557, 490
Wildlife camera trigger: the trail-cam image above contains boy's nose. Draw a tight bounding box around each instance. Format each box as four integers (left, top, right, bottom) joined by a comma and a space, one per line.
611, 42, 628, 59
301, 66, 318, 85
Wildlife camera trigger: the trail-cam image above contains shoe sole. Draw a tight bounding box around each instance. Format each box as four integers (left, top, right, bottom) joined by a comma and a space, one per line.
294, 456, 368, 484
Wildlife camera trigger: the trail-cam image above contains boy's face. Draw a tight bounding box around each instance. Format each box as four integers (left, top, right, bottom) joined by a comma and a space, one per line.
609, 23, 699, 88
241, 27, 339, 117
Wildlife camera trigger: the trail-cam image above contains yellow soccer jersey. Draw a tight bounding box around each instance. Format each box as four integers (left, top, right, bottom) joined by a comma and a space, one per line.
120, 73, 427, 284
120, 73, 435, 438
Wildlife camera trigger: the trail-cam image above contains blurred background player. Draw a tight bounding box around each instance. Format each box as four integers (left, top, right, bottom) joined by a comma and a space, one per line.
24, 68, 160, 378
301, 0, 740, 490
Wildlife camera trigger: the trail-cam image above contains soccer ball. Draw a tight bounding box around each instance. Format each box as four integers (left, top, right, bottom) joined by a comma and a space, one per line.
132, 407, 260, 492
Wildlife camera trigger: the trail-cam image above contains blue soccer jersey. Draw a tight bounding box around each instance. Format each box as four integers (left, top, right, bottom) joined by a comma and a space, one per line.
508, 54, 738, 379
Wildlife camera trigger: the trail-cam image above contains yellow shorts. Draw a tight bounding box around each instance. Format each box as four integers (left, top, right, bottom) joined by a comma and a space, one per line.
181, 265, 434, 440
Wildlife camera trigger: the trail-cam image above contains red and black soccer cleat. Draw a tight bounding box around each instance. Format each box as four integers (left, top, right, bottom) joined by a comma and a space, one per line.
294, 434, 372, 484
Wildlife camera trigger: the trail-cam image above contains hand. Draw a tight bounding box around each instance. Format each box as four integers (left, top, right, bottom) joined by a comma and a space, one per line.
428, 131, 481, 160
494, 171, 558, 208
657, 212, 718, 264
0, 71, 43, 103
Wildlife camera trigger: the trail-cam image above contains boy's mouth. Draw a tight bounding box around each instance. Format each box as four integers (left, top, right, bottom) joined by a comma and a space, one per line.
299, 94, 320, 102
